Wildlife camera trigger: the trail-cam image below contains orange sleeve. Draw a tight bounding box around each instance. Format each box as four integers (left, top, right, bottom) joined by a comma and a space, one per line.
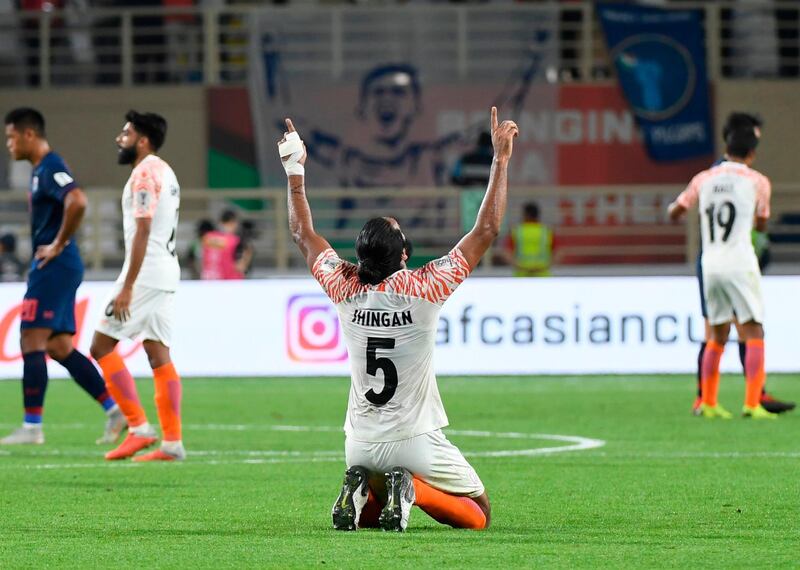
131, 162, 162, 218
676, 175, 700, 210
412, 248, 472, 304
311, 249, 360, 304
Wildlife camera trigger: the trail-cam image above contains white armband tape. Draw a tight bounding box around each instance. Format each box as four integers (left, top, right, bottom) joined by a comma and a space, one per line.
279, 131, 305, 177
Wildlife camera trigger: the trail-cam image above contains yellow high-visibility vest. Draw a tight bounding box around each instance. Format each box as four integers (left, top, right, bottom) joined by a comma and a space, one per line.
514, 222, 552, 277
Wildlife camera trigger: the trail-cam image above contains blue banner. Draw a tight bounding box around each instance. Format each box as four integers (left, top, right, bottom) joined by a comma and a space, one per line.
597, 3, 714, 161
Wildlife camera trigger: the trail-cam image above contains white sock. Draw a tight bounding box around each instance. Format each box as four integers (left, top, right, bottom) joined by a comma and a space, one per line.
105, 404, 120, 417
161, 440, 184, 454
130, 422, 152, 436
23, 422, 42, 430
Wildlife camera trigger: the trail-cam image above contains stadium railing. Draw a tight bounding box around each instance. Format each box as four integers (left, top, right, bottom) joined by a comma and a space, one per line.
0, 2, 798, 89
1, 184, 798, 275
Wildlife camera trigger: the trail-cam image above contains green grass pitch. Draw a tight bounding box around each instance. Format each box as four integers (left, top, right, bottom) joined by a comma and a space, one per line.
0, 374, 798, 568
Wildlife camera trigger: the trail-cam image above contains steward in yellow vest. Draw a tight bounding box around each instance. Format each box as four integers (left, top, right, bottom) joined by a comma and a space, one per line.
513, 202, 552, 277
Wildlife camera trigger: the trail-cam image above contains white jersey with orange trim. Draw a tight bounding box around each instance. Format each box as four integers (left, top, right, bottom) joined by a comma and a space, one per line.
117, 154, 181, 291
313, 248, 471, 443
676, 160, 770, 273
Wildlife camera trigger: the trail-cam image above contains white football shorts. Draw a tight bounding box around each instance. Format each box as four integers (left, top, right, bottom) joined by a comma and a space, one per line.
703, 268, 764, 326
345, 429, 485, 498
95, 284, 175, 346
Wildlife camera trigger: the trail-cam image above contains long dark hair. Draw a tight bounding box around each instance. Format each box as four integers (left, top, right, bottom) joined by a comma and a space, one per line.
355, 217, 406, 285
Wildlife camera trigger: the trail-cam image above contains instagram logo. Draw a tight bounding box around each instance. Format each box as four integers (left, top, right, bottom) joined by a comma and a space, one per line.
286, 294, 348, 362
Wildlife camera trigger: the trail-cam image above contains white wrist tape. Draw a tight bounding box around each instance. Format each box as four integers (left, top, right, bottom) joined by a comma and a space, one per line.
279, 131, 305, 176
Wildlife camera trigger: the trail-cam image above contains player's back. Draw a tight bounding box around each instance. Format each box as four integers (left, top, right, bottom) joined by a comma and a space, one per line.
120, 154, 180, 291
313, 248, 471, 443
689, 161, 770, 274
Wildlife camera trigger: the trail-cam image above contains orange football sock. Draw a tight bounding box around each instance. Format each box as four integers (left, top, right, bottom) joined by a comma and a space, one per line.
701, 340, 724, 407
97, 351, 147, 427
153, 362, 182, 442
744, 339, 766, 408
358, 489, 383, 529
412, 478, 486, 530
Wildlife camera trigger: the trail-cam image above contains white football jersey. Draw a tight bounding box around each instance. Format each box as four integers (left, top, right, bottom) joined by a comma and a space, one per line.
677, 161, 771, 273
313, 248, 471, 443
118, 154, 181, 291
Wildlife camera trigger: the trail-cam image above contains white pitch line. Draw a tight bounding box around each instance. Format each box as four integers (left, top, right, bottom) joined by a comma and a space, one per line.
9, 450, 800, 472
446, 430, 606, 457
0, 449, 344, 458
618, 451, 800, 459
0, 424, 606, 470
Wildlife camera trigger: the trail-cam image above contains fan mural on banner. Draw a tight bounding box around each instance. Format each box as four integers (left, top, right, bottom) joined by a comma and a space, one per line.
206, 14, 714, 263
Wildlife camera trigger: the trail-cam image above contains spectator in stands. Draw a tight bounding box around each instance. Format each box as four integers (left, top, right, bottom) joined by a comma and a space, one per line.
184, 218, 214, 279
505, 202, 553, 277
237, 219, 257, 276
0, 233, 25, 282
451, 131, 493, 188
200, 209, 252, 280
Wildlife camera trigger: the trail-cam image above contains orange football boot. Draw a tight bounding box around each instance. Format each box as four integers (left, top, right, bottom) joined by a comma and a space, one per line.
105, 433, 158, 460
133, 448, 184, 462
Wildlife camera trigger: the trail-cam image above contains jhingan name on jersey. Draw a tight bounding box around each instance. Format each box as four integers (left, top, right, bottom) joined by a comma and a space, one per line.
351, 309, 413, 328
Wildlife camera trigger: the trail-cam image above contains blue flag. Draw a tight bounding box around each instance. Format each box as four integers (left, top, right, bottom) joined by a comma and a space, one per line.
597, 3, 714, 161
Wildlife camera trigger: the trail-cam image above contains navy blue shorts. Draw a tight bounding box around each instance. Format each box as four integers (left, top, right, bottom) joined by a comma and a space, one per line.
20, 258, 83, 335
696, 253, 708, 319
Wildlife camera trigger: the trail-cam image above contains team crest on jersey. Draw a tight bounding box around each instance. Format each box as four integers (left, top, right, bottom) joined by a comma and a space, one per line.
53, 172, 74, 187
320, 258, 339, 272
137, 190, 151, 209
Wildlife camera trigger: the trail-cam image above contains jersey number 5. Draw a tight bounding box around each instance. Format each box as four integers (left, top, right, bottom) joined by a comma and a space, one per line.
365, 337, 398, 406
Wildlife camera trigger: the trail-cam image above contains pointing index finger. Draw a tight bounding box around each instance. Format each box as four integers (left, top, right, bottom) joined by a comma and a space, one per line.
491, 106, 498, 131
285, 118, 295, 133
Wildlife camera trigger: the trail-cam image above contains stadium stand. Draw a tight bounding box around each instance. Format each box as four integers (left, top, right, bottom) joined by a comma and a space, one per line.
1, 2, 799, 278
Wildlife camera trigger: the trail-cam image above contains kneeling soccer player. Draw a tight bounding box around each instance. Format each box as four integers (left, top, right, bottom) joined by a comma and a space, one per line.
278, 108, 518, 530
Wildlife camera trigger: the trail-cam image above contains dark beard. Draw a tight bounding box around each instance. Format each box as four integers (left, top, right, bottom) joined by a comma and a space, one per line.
117, 146, 137, 165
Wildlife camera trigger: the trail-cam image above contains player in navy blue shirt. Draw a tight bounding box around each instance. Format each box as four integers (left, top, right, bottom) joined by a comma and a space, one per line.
691, 113, 794, 415
1, 108, 126, 445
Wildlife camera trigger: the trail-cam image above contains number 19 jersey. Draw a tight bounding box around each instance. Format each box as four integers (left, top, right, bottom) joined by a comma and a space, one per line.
118, 154, 181, 291
313, 248, 471, 443
676, 160, 771, 274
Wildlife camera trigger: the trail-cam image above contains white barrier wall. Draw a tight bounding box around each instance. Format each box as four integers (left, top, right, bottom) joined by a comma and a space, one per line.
0, 277, 797, 378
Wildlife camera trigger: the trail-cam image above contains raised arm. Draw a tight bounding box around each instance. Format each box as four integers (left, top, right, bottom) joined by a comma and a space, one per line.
456, 107, 519, 270
279, 118, 331, 270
